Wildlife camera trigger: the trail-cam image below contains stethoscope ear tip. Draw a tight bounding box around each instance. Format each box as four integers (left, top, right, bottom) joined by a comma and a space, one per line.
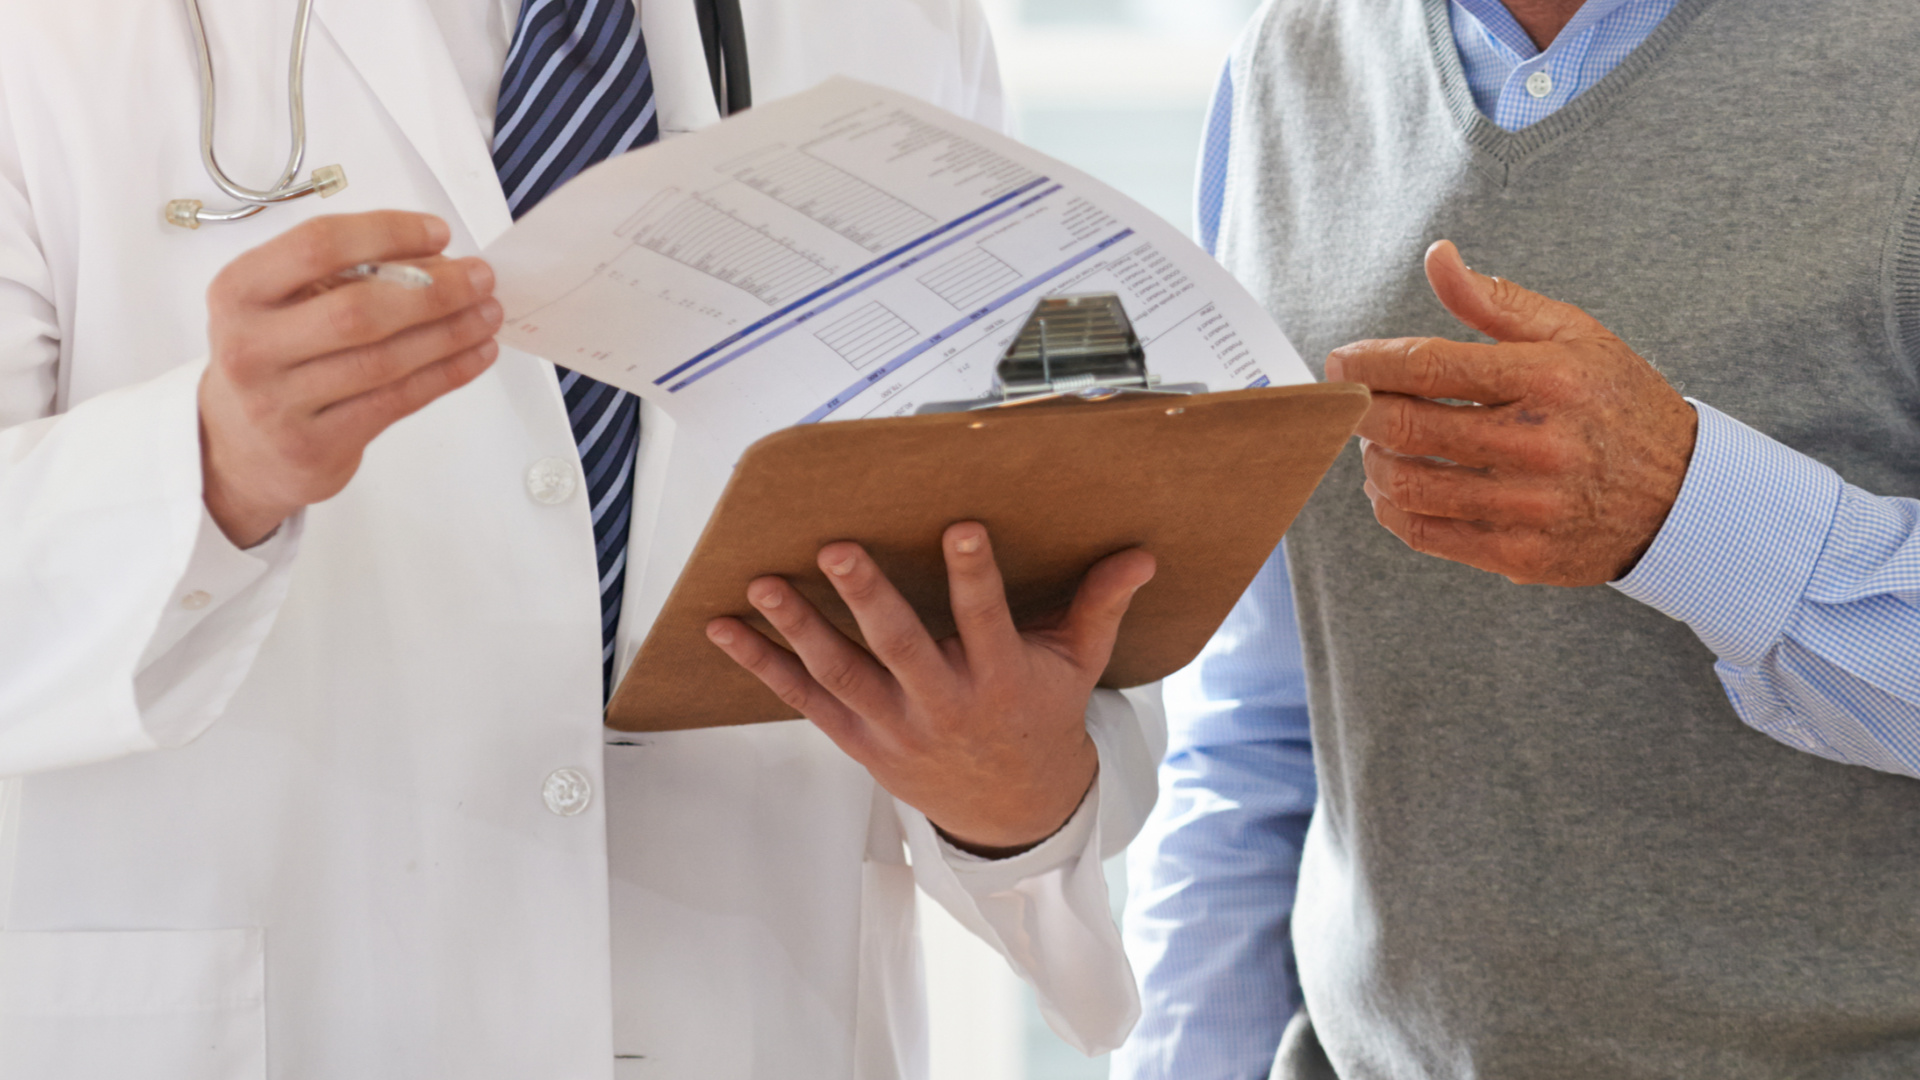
165, 200, 204, 230
164, 164, 345, 230
312, 164, 349, 198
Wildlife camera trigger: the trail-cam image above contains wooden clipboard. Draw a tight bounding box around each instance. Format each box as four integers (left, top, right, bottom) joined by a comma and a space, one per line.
606, 381, 1368, 732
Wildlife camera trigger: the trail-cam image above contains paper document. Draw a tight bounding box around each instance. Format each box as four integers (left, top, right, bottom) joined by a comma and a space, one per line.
487, 77, 1311, 461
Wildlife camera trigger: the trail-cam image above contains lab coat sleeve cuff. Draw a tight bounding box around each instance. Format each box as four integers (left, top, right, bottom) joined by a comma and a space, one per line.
0, 359, 206, 774
0, 357, 301, 776
930, 766, 1100, 892
1612, 401, 1843, 666
895, 687, 1163, 1056
137, 509, 294, 667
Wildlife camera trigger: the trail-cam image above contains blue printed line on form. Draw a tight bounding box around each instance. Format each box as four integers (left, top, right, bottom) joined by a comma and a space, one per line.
797, 228, 1138, 424
653, 177, 1052, 386
666, 183, 1065, 393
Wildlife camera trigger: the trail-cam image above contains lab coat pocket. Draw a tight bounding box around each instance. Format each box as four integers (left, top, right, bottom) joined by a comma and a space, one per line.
0, 928, 265, 1080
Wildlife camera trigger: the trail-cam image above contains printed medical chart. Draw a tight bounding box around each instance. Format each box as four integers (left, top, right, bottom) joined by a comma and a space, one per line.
487, 77, 1312, 462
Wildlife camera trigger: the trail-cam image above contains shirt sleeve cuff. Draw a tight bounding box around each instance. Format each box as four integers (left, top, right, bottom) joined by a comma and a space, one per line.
134, 510, 304, 748
1612, 400, 1844, 666
137, 509, 298, 668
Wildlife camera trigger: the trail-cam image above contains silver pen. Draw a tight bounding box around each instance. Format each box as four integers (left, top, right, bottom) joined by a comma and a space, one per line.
341, 262, 435, 289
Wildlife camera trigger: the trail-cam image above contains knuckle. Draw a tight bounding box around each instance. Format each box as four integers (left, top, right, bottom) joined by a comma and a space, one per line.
1402, 514, 1439, 554
1404, 339, 1445, 389
763, 669, 812, 710
869, 626, 923, 665
1490, 276, 1535, 314
1532, 366, 1576, 400
216, 327, 265, 374
1384, 459, 1424, 510
838, 568, 883, 605
816, 653, 865, 696
326, 296, 375, 342
1525, 434, 1579, 475
448, 307, 490, 350
742, 646, 783, 679
952, 593, 1007, 628
1383, 399, 1422, 451
346, 342, 396, 386
759, 598, 802, 633
290, 220, 344, 274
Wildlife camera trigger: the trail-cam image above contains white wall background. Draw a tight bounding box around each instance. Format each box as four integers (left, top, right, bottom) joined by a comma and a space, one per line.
919, 3, 1257, 1077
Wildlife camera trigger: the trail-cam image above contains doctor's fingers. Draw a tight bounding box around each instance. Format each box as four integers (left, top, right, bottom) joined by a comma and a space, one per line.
286, 295, 504, 411
937, 524, 1025, 677
1039, 548, 1155, 675
212, 258, 493, 384
310, 341, 500, 447
263, 259, 495, 368
211, 211, 454, 308
704, 617, 874, 755
744, 574, 920, 722
815, 543, 958, 702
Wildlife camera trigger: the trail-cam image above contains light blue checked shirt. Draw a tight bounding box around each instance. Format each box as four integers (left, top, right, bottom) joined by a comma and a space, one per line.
1120, 5, 1920, 1079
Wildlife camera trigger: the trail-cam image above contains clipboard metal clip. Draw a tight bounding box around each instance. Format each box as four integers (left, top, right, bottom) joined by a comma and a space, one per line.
917, 293, 1208, 414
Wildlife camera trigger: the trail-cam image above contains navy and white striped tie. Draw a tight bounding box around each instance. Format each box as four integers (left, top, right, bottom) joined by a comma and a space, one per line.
494, 0, 661, 698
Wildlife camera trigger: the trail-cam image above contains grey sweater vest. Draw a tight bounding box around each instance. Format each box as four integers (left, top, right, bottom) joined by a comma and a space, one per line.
1218, 0, 1920, 1076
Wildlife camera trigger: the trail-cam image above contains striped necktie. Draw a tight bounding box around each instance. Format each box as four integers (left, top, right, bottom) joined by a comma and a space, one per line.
494, 0, 661, 698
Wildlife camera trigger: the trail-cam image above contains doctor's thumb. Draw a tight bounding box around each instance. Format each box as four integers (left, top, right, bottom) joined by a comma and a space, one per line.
1055, 548, 1156, 668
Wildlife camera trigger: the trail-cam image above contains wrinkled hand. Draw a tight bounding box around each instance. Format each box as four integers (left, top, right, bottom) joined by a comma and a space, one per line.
200, 212, 503, 547
706, 523, 1156, 856
1326, 240, 1698, 586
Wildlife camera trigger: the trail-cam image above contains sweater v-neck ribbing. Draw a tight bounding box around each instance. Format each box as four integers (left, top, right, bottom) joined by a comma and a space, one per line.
1422, 0, 1721, 175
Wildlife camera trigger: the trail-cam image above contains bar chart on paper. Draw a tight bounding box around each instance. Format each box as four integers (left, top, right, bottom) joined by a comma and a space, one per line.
625, 192, 836, 306
487, 77, 1310, 463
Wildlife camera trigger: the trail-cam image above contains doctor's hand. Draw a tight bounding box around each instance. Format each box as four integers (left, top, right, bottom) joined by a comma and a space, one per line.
198, 211, 502, 548
1326, 240, 1699, 587
706, 524, 1156, 857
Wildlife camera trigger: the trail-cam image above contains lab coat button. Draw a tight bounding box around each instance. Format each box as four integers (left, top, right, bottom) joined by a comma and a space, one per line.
526, 457, 578, 505
181, 590, 212, 611
543, 768, 593, 817
1525, 70, 1553, 98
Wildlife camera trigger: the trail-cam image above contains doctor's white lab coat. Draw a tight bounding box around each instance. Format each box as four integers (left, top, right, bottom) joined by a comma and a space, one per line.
0, 0, 1165, 1076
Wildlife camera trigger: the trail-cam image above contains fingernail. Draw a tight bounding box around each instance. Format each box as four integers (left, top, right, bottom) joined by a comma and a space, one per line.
467, 261, 494, 293
425, 216, 451, 248
480, 298, 503, 325
479, 339, 500, 360
827, 555, 857, 577
1325, 355, 1345, 381
953, 534, 981, 555
707, 623, 734, 645
753, 588, 782, 609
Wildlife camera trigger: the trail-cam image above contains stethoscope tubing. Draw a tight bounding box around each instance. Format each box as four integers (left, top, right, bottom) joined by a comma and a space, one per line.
170, 0, 749, 228
179, 0, 332, 223
695, 0, 752, 116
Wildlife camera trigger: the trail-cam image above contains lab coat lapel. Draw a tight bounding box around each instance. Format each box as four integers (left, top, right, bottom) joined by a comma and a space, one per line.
311, 0, 515, 247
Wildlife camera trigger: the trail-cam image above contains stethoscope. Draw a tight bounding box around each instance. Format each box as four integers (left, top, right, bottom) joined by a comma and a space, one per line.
165, 0, 752, 230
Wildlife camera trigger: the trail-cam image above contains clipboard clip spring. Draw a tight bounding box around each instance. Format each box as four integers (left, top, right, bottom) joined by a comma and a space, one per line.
918, 293, 1207, 414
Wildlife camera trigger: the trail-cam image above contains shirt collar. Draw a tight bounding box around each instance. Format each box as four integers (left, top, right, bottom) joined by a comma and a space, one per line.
1452, 0, 1646, 61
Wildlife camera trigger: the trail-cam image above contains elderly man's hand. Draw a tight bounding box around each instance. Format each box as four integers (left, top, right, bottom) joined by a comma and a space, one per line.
706, 523, 1155, 856
1326, 240, 1698, 587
